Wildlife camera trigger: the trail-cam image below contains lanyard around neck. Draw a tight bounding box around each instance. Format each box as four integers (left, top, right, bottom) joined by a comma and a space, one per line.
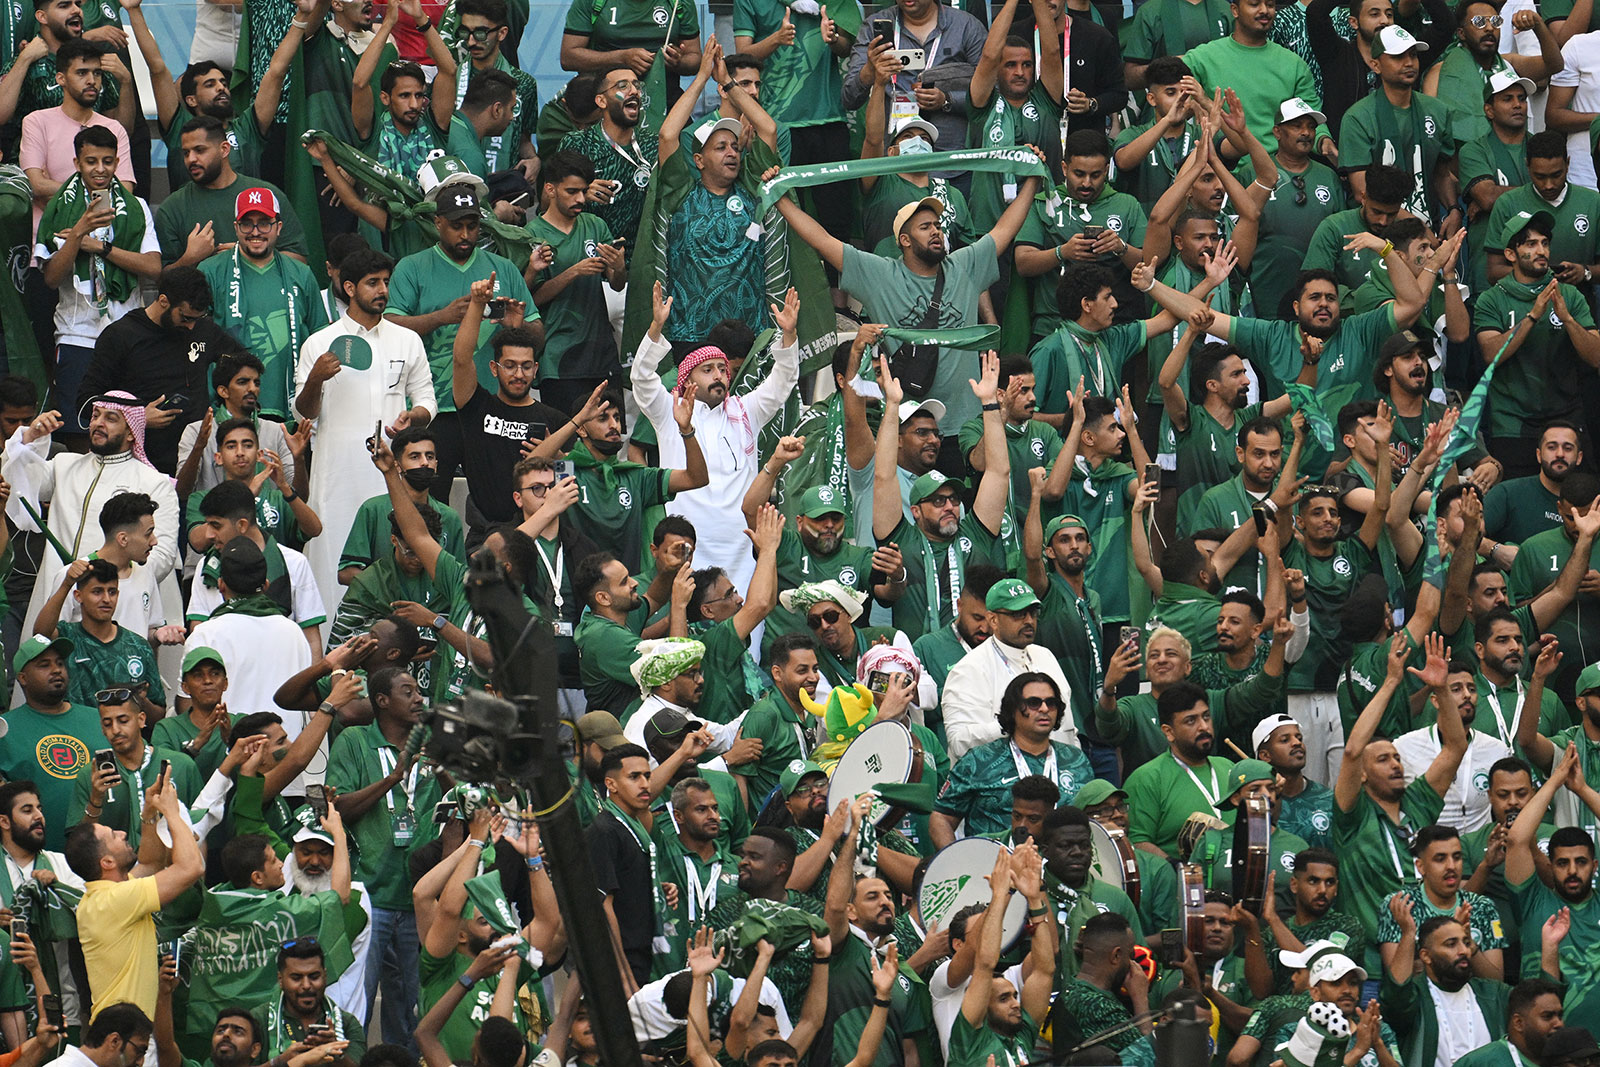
1480, 675, 1521, 748
375, 745, 420, 815
1172, 753, 1219, 806
1011, 740, 1056, 783
535, 540, 565, 612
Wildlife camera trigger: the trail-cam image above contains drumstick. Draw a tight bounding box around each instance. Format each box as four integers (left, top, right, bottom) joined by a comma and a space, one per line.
1225, 739, 1250, 761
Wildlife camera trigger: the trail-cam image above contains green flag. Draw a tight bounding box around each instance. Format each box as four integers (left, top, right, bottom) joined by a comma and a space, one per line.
714, 897, 828, 979
0, 166, 45, 397
1285, 383, 1335, 451
300, 131, 536, 266
1422, 333, 1512, 585
182, 886, 353, 1049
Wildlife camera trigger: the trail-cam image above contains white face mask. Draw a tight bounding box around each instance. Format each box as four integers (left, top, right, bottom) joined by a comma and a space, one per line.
897, 135, 933, 155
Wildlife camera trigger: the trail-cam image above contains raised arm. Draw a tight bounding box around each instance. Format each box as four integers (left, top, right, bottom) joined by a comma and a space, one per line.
120, 0, 178, 127
772, 174, 846, 271
660, 37, 721, 165
730, 505, 784, 641
969, 352, 1009, 535
970, 0, 1022, 109
1518, 640, 1563, 774
1414, 632, 1469, 798
665, 386, 710, 494
351, 10, 399, 141
1335, 633, 1409, 812
960, 849, 1013, 1027
373, 435, 443, 579
453, 275, 492, 410
1508, 743, 1574, 888
872, 354, 906, 542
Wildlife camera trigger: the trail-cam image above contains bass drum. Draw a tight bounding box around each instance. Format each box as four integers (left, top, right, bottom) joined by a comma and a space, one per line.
1088, 821, 1141, 907
826, 720, 926, 828
918, 837, 1029, 952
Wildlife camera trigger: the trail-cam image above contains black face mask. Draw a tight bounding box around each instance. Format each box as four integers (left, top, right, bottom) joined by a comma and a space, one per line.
401, 467, 436, 491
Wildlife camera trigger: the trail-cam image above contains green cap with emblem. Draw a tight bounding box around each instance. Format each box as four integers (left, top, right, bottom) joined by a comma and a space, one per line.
13, 633, 73, 675
1499, 209, 1554, 252
985, 578, 1040, 613
779, 759, 827, 796
798, 485, 847, 518
1072, 779, 1128, 807
1577, 661, 1600, 696
909, 469, 964, 505
1044, 514, 1090, 541
181, 646, 226, 676
1224, 758, 1275, 800
416, 155, 489, 203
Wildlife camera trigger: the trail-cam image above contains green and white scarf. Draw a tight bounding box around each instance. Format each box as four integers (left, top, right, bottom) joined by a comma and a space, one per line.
601, 799, 670, 955
37, 174, 144, 304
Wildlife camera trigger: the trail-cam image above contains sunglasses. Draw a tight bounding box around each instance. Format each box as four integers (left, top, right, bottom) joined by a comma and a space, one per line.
1021, 696, 1062, 711
1291, 173, 1307, 207
807, 608, 843, 629
1468, 13, 1503, 27
96, 687, 136, 705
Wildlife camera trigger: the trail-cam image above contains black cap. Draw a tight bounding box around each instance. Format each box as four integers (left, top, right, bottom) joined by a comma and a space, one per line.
1378, 329, 1424, 361
435, 188, 481, 221
643, 707, 704, 754
218, 536, 268, 594
1546, 1027, 1600, 1063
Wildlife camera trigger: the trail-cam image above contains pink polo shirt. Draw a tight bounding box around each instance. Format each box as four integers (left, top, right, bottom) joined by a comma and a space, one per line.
19, 106, 135, 239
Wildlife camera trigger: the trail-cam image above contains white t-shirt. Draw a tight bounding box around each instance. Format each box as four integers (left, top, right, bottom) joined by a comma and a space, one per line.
1550, 30, 1600, 188
185, 543, 327, 629
60, 559, 166, 635
929, 959, 1024, 1058
33, 198, 159, 349
1392, 727, 1510, 834
1427, 980, 1492, 1067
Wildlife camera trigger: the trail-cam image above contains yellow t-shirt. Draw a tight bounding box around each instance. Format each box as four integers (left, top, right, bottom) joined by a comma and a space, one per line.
78, 876, 161, 1018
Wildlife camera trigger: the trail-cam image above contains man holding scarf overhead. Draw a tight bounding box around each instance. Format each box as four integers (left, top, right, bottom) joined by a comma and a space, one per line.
5, 393, 181, 639
35, 127, 160, 437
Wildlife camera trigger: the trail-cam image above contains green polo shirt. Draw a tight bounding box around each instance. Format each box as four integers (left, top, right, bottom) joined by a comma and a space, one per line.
1015, 185, 1148, 336
1474, 272, 1596, 437
325, 724, 444, 910
1333, 777, 1446, 940
1235, 156, 1345, 326
879, 512, 1003, 641
1125, 752, 1236, 855
575, 612, 642, 714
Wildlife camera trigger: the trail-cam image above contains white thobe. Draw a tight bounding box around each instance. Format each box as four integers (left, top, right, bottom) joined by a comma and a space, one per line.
294, 315, 435, 611
4, 435, 181, 638
185, 613, 316, 790
631, 332, 798, 591
941, 637, 1078, 760
1393, 726, 1510, 834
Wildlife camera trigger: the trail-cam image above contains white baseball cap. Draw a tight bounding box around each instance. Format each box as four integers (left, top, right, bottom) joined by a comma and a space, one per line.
1308, 952, 1367, 985
1485, 68, 1537, 102
1253, 713, 1301, 754
1279, 937, 1348, 970
695, 116, 744, 148
1371, 24, 1429, 57
1276, 97, 1327, 126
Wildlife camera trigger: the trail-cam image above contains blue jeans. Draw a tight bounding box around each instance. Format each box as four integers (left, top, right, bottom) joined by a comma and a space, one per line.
364, 905, 419, 1049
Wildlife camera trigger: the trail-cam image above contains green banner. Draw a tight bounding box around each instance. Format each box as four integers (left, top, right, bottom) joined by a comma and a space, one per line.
881, 324, 1001, 351
1285, 383, 1335, 451
755, 147, 1055, 217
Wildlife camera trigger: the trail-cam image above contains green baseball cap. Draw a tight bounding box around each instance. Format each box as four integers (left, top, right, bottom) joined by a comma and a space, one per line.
1578, 661, 1600, 696
1072, 779, 1128, 807
909, 470, 964, 505
1499, 209, 1554, 252
181, 646, 226, 676
1044, 514, 1090, 541
798, 485, 847, 519
1226, 759, 1276, 800
13, 634, 73, 675
779, 759, 828, 796
986, 578, 1041, 613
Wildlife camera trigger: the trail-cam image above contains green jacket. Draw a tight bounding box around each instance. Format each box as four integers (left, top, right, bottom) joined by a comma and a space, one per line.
1381, 972, 1508, 1067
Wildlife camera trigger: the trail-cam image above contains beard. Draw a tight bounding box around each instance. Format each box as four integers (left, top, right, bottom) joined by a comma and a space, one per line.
909, 243, 946, 268
804, 530, 840, 554
284, 853, 334, 895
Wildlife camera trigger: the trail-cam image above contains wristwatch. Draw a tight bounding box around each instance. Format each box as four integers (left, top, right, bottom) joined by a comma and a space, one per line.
432, 613, 448, 632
